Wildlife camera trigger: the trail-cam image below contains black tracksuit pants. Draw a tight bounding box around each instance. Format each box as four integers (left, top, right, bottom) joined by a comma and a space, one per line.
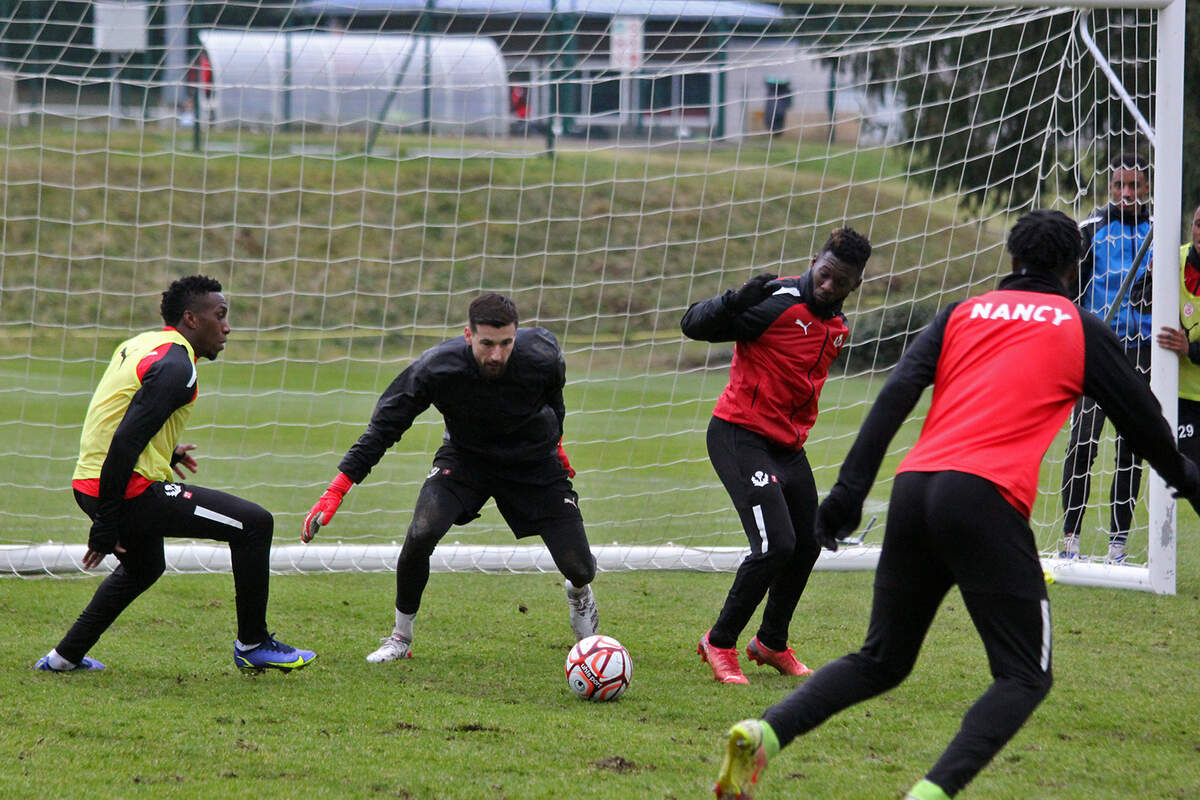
705, 417, 821, 652
58, 482, 274, 663
762, 471, 1053, 797
1061, 338, 1151, 542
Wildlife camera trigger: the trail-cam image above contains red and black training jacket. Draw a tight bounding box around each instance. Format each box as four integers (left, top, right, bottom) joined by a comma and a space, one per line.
681, 273, 849, 451
831, 271, 1192, 518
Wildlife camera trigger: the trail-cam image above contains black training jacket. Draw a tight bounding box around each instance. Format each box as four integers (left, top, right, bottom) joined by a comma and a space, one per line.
338, 327, 566, 482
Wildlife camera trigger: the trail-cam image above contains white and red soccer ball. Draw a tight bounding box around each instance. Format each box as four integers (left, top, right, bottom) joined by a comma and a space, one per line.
565, 635, 632, 701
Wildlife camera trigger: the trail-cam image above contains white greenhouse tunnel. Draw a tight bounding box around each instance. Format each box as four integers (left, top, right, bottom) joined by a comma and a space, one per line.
196, 29, 510, 133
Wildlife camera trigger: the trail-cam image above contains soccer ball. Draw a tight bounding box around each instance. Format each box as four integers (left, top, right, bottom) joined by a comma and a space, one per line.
565, 635, 632, 701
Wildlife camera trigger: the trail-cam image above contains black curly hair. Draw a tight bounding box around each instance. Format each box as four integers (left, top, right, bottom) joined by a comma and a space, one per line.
1006, 210, 1084, 276
1110, 151, 1148, 172
821, 227, 872, 273
161, 275, 223, 326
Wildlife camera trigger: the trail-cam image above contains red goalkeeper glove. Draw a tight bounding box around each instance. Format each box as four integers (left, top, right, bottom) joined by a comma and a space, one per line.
302, 472, 354, 543
556, 440, 576, 479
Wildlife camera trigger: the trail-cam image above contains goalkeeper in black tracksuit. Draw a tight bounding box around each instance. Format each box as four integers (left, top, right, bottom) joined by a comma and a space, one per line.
302, 293, 598, 664
713, 210, 1200, 800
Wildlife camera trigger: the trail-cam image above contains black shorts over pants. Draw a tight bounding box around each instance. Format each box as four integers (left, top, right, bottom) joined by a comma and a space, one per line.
392, 443, 595, 614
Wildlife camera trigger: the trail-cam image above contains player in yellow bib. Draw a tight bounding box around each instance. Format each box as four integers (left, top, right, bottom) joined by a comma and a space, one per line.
1132, 202, 1200, 467
35, 276, 316, 674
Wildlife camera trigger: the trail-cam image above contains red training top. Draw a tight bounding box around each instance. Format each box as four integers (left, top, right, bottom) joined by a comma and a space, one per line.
897, 290, 1084, 516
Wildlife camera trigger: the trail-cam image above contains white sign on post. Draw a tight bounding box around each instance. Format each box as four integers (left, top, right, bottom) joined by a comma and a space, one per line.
93, 2, 149, 53
610, 17, 643, 74
93, 3, 148, 129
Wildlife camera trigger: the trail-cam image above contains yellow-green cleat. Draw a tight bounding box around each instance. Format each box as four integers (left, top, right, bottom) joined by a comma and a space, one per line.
714, 719, 773, 799
905, 778, 952, 800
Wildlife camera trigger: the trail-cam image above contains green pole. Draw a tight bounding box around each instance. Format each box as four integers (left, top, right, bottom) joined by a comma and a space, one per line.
365, 0, 432, 153
366, 35, 423, 153
282, 31, 292, 131
826, 58, 836, 141
188, 4, 200, 152
546, 0, 557, 156
0, 0, 9, 67
715, 19, 730, 139
422, 0, 433, 135
560, 13, 578, 136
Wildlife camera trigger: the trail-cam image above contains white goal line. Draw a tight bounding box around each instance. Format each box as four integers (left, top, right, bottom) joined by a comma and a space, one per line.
2, 542, 880, 575
0, 543, 1154, 591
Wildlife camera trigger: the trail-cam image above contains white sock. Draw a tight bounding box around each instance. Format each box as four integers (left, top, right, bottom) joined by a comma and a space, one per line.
47, 649, 76, 670
393, 610, 416, 641
565, 580, 589, 599
234, 639, 261, 652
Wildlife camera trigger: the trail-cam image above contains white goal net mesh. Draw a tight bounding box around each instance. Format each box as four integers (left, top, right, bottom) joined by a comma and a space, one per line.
0, 2, 1166, 585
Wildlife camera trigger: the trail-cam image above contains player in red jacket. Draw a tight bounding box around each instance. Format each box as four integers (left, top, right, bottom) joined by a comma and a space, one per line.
712, 209, 1200, 800
682, 227, 872, 684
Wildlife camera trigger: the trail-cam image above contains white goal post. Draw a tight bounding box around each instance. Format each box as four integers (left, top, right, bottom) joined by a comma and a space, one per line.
0, 0, 1186, 593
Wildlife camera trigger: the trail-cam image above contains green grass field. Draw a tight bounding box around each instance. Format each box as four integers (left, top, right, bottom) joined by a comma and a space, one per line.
2, 351, 1200, 798
3, 560, 1199, 798
2, 131, 1194, 798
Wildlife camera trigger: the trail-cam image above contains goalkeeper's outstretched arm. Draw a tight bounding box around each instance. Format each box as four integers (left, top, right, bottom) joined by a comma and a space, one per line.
302, 356, 435, 542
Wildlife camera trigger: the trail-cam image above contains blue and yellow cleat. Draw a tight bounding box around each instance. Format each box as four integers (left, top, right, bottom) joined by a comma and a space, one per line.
35, 652, 105, 672
235, 635, 316, 673
714, 719, 771, 799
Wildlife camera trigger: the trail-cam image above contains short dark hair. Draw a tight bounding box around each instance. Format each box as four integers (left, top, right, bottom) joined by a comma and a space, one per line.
820, 226, 872, 273
161, 275, 222, 326
468, 293, 519, 330
1006, 209, 1084, 275
1110, 152, 1148, 172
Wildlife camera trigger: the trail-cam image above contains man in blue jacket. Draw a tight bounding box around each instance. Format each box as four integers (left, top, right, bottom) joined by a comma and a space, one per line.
1060, 153, 1152, 564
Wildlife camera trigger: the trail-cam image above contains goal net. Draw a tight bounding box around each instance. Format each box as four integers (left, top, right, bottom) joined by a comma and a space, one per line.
0, 0, 1183, 592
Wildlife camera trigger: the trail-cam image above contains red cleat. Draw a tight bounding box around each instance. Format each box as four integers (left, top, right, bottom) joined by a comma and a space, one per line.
698, 630, 749, 684
745, 636, 813, 677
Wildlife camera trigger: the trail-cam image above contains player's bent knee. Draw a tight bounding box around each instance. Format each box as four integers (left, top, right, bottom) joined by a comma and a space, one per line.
1015, 666, 1053, 699
873, 663, 912, 692
124, 557, 166, 591
851, 647, 917, 690
755, 541, 796, 573
245, 504, 273, 538
555, 544, 596, 587
400, 525, 442, 559
562, 559, 596, 588
795, 535, 820, 564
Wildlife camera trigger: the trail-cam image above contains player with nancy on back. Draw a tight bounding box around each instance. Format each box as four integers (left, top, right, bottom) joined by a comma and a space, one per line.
302, 293, 599, 662
682, 227, 872, 684
36, 275, 316, 675
713, 209, 1200, 800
